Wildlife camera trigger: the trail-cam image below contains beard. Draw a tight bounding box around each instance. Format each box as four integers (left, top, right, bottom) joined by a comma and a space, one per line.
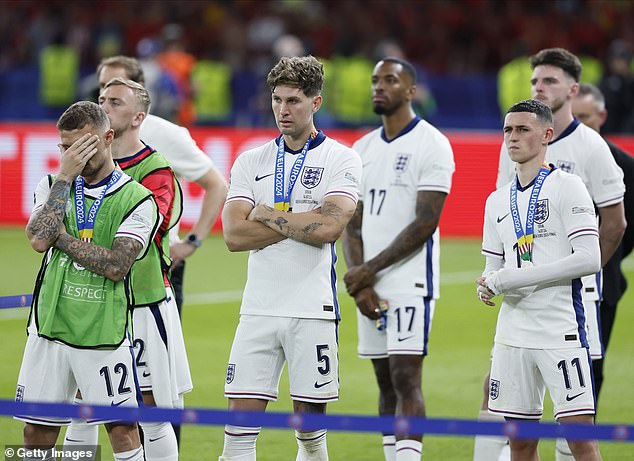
373, 102, 397, 116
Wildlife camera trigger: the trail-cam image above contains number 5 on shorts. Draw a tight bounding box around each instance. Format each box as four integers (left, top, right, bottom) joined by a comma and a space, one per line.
316, 344, 330, 375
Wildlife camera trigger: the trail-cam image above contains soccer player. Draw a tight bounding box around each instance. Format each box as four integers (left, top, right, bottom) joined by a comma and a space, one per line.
474, 48, 625, 461
220, 55, 362, 461
572, 83, 634, 402
96, 56, 228, 316
95, 54, 227, 446
17, 101, 157, 461
342, 57, 455, 461
477, 98, 602, 461
64, 79, 192, 460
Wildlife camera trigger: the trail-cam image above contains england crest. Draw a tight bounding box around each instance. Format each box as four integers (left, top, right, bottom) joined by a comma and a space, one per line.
535, 199, 549, 224
226, 363, 236, 384
16, 384, 24, 402
556, 160, 575, 173
489, 379, 500, 400
301, 167, 324, 189
394, 154, 411, 173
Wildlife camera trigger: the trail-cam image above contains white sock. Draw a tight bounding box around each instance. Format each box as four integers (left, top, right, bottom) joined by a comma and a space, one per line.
63, 419, 99, 451
219, 425, 261, 460
395, 439, 422, 461
555, 437, 574, 461
382, 434, 396, 461
62, 421, 98, 461
295, 429, 328, 461
140, 422, 178, 461
498, 443, 510, 461
113, 446, 144, 461
473, 410, 508, 461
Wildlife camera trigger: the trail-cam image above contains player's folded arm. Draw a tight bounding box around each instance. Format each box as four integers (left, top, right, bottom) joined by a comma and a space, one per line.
221, 199, 286, 251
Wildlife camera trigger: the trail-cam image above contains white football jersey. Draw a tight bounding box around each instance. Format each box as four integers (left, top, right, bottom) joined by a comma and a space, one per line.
353, 117, 455, 299
496, 119, 624, 300
226, 132, 362, 320
140, 114, 217, 243
482, 168, 599, 349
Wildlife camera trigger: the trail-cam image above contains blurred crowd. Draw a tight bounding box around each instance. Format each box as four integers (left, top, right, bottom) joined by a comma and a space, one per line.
1, 0, 634, 131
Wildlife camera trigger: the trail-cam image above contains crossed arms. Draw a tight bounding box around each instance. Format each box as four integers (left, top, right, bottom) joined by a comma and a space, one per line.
222, 195, 357, 252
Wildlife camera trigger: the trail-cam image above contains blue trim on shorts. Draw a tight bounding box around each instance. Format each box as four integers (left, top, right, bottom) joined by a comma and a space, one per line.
422, 297, 431, 356
149, 304, 169, 349
329, 243, 340, 321
572, 278, 588, 347
425, 238, 434, 297
127, 331, 144, 408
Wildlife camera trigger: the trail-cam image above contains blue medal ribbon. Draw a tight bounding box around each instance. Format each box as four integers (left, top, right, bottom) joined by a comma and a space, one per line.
509, 164, 552, 263
74, 170, 122, 242
273, 134, 314, 212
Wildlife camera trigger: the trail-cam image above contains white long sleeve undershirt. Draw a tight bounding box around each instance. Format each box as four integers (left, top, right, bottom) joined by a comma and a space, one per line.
485, 233, 600, 296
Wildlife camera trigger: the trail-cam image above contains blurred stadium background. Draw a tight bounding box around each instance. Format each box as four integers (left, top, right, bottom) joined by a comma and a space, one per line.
1, 0, 633, 458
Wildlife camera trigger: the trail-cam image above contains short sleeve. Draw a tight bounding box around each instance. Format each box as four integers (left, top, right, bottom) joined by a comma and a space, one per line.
225, 152, 255, 207
323, 147, 362, 204
115, 198, 158, 259
481, 192, 505, 259
560, 175, 600, 241
417, 135, 454, 193
31, 175, 52, 216
140, 115, 214, 182
582, 136, 625, 208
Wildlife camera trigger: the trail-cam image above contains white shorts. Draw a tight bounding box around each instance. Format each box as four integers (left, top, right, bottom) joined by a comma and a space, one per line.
224, 315, 339, 403
357, 296, 434, 359
15, 334, 141, 426
582, 297, 603, 360
132, 288, 192, 408
489, 343, 596, 420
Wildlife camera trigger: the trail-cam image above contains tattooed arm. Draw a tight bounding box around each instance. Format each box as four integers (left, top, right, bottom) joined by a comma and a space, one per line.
27, 133, 100, 252
248, 195, 357, 246
54, 231, 143, 281
344, 190, 448, 295
222, 200, 288, 252
26, 179, 72, 253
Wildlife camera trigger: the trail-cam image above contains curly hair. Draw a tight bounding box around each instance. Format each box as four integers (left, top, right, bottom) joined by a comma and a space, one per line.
266, 55, 324, 97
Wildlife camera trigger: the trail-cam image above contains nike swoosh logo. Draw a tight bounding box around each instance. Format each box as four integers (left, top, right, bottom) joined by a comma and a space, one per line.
314, 380, 333, 389
397, 336, 414, 342
111, 397, 131, 407
565, 392, 584, 401
255, 173, 274, 182
65, 437, 83, 442
497, 213, 510, 223
142, 371, 151, 377
149, 435, 167, 442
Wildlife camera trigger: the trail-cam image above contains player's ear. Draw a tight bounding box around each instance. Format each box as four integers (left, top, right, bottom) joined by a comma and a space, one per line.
103, 128, 115, 146
132, 111, 146, 128
312, 94, 322, 113
543, 126, 554, 144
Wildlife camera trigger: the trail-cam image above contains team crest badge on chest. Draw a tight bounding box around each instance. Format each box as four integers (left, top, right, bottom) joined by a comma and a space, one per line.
301, 167, 324, 189
534, 199, 549, 224
394, 154, 411, 173
556, 160, 575, 173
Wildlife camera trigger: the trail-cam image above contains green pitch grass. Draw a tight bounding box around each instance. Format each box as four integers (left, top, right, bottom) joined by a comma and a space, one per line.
0, 228, 632, 459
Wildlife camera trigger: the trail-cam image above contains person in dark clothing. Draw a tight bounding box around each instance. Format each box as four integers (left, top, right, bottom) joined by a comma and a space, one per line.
572, 82, 634, 402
